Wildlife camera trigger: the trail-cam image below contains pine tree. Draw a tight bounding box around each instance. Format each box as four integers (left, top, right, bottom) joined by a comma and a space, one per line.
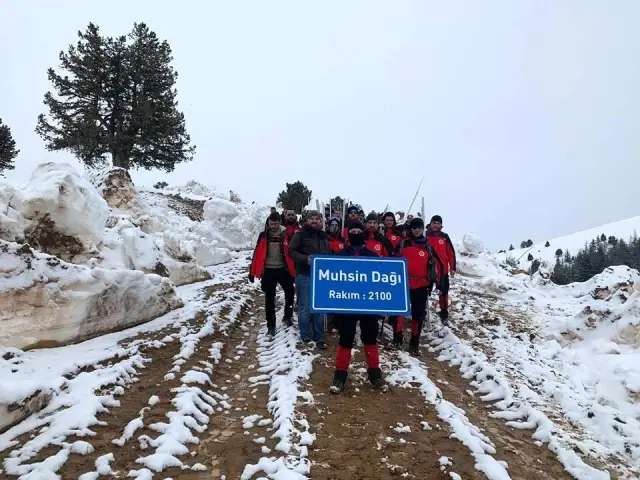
608, 235, 617, 246
520, 241, 527, 248
526, 239, 534, 247
277, 181, 312, 214
544, 240, 550, 247
555, 248, 563, 258
530, 259, 541, 274
36, 22, 195, 172
600, 233, 607, 242
0, 118, 19, 174
329, 196, 345, 214
527, 253, 534, 261
508, 244, 514, 251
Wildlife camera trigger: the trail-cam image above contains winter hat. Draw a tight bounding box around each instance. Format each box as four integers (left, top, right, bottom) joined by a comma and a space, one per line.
307, 210, 322, 219
410, 217, 425, 229
366, 212, 378, 222
268, 212, 281, 222
348, 220, 364, 231
346, 205, 358, 214
430, 215, 443, 224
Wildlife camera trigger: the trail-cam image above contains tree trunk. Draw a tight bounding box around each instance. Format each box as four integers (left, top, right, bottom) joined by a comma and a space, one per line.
112, 151, 129, 170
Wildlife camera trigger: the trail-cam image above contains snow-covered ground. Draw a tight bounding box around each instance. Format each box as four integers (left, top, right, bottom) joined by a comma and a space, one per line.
494, 215, 640, 271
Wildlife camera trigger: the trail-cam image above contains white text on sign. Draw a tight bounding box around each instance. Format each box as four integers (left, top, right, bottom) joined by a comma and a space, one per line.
317, 268, 402, 286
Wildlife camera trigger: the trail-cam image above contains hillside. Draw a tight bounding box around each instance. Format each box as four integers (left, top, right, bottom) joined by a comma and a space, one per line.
494, 215, 640, 271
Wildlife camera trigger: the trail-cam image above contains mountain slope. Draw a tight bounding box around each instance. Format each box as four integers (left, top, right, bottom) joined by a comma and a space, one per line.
495, 215, 640, 270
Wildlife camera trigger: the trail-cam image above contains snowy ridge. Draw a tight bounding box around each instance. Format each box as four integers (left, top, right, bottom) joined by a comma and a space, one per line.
242, 304, 315, 480
387, 353, 511, 480
0, 256, 250, 479
495, 215, 640, 271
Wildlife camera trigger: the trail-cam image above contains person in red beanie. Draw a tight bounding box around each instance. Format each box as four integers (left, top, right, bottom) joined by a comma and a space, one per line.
329, 220, 389, 394
426, 214, 456, 322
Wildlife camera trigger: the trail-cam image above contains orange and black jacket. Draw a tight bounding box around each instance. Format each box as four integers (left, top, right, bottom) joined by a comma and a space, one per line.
364, 230, 395, 257
395, 236, 443, 290
249, 226, 295, 279
327, 233, 345, 254
425, 230, 456, 274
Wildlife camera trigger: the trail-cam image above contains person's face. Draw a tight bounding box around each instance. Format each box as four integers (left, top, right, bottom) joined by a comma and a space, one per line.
307, 214, 322, 229
384, 216, 394, 228
268, 219, 281, 232
285, 210, 296, 222
378, 223, 385, 233
407, 215, 414, 222
366, 220, 378, 231
411, 225, 424, 236
270, 207, 277, 213
430, 221, 442, 231
348, 210, 358, 221
329, 220, 339, 234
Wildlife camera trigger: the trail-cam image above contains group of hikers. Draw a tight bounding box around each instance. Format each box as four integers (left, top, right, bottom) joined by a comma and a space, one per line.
249, 204, 456, 394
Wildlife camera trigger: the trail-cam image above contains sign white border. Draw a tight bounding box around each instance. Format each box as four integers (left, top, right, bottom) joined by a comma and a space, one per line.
310, 255, 410, 315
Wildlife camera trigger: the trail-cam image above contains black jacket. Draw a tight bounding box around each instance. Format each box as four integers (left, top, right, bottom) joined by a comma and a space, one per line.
288, 225, 331, 275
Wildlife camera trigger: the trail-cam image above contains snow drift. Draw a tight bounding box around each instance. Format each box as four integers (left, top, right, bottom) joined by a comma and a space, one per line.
0, 240, 183, 350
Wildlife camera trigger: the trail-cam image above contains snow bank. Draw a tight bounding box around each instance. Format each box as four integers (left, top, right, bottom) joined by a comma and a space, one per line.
442, 232, 640, 476
0, 240, 182, 350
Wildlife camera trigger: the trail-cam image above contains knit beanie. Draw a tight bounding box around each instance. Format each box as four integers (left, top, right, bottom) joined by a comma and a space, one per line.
366, 212, 378, 222
430, 215, 443, 224
348, 220, 364, 231
410, 217, 425, 229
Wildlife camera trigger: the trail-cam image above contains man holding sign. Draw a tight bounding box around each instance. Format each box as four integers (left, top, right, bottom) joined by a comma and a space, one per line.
311, 220, 410, 393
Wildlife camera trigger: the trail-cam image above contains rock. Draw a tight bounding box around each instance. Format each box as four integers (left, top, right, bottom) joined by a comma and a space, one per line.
229, 190, 242, 204
91, 167, 137, 209
0, 240, 183, 350
0, 181, 27, 243
19, 162, 109, 260
0, 388, 54, 433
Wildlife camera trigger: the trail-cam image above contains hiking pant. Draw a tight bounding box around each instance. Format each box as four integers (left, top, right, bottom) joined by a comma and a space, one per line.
261, 267, 294, 329
409, 286, 429, 338
295, 274, 324, 343
334, 315, 380, 376
431, 274, 450, 312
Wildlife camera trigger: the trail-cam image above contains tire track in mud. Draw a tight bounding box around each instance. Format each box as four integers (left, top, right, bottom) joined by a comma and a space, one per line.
300, 339, 487, 480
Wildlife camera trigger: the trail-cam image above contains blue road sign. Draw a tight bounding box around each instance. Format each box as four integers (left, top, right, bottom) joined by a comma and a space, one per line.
310, 255, 410, 315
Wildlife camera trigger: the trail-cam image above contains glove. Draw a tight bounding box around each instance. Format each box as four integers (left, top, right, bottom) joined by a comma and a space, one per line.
248, 275, 255, 283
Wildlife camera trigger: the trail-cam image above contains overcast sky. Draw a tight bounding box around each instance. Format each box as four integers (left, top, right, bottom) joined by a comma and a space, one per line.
1, 0, 639, 250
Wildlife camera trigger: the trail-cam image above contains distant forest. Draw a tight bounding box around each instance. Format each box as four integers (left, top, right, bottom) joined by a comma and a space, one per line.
516, 232, 640, 285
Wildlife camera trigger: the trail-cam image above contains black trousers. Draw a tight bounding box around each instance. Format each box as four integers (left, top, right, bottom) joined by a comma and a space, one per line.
338, 315, 379, 349
410, 286, 429, 337
261, 267, 294, 328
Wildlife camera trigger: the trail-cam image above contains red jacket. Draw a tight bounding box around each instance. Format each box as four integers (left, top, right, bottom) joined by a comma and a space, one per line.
328, 234, 345, 254
363, 231, 394, 257
385, 230, 403, 250
249, 226, 295, 278
425, 230, 456, 274
396, 237, 442, 289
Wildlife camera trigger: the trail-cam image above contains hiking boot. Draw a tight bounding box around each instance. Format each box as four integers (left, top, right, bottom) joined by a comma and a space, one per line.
330, 379, 345, 394
408, 335, 421, 357
330, 370, 347, 394
370, 377, 389, 392
267, 326, 276, 337
439, 309, 449, 321
392, 332, 403, 350
283, 316, 293, 327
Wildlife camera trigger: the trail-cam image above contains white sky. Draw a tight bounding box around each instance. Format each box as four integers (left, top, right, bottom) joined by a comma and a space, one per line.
1, 0, 639, 250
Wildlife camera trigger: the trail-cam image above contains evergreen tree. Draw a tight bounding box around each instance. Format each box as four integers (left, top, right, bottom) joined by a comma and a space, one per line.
555, 248, 563, 258
600, 233, 607, 242
508, 244, 514, 251
544, 240, 550, 247
153, 181, 168, 189
36, 22, 195, 172
530, 259, 541, 274
520, 241, 527, 248
526, 239, 534, 247
329, 196, 345, 214
0, 118, 19, 174
608, 235, 617, 246
527, 253, 534, 261
277, 181, 312, 214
